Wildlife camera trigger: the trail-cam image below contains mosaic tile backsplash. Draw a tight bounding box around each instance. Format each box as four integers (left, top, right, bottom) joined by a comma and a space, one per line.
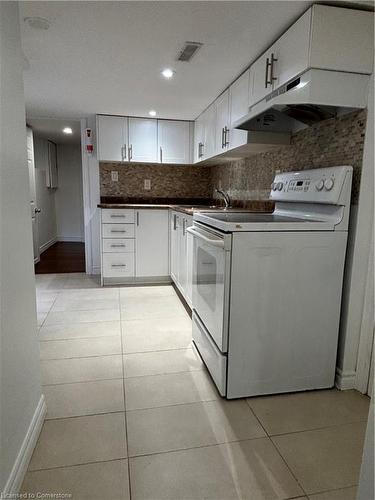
100, 110, 366, 205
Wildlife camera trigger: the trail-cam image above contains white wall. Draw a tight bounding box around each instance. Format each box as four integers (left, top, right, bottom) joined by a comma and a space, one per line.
336, 74, 374, 390
33, 136, 57, 252
0, 2, 44, 494
55, 143, 84, 242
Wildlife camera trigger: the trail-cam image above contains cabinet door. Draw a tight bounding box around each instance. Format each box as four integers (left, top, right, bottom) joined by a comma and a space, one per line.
229, 70, 250, 150
250, 50, 273, 106
202, 103, 216, 159
215, 90, 230, 155
194, 115, 205, 163
135, 209, 169, 277
97, 115, 127, 162
128, 118, 157, 163
272, 9, 311, 89
158, 120, 191, 164
170, 211, 179, 282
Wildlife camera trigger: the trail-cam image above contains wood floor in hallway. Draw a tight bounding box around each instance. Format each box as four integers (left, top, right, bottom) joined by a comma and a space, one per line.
35, 242, 85, 274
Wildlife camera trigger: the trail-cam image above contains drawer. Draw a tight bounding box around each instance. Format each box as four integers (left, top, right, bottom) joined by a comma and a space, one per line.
102, 223, 135, 238
102, 238, 135, 253
103, 253, 134, 278
102, 209, 135, 224
192, 312, 227, 396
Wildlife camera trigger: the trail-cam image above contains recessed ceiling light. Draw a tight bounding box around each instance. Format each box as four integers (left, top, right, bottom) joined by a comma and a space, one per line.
149, 110, 157, 117
161, 68, 175, 79
24, 16, 50, 30
63, 127, 73, 135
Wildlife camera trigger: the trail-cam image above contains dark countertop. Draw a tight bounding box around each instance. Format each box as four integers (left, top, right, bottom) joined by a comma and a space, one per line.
98, 197, 274, 214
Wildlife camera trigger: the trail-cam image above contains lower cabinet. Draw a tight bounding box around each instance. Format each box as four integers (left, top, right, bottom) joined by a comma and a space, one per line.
100, 208, 170, 285
170, 210, 193, 307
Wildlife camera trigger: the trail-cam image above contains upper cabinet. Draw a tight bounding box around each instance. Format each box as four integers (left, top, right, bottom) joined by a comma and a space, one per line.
214, 89, 230, 156
193, 103, 216, 162
128, 117, 157, 163
158, 120, 191, 164
229, 70, 250, 150
98, 115, 128, 162
250, 5, 373, 107
97, 115, 193, 164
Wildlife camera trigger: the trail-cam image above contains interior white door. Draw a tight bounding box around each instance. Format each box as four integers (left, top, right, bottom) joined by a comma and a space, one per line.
158, 120, 191, 164
97, 115, 127, 162
215, 90, 230, 155
129, 118, 157, 163
135, 209, 169, 277
26, 127, 40, 263
229, 70, 249, 149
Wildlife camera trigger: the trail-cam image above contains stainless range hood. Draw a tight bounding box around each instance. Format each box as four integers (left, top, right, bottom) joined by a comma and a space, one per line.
234, 69, 370, 134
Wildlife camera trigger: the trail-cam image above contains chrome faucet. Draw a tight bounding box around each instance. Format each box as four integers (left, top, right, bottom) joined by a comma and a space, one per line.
215, 189, 231, 209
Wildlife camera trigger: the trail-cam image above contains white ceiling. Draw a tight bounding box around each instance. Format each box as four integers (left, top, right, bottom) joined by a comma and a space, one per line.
20, 1, 373, 122
27, 118, 81, 144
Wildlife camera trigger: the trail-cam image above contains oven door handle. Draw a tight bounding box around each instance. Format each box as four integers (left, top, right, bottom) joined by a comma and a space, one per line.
186, 227, 225, 248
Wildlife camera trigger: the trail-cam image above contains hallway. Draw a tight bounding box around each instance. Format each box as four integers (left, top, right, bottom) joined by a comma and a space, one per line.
35, 242, 85, 274
20, 273, 370, 500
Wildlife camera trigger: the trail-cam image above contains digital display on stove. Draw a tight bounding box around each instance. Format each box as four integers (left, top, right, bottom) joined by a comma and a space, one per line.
296, 181, 303, 186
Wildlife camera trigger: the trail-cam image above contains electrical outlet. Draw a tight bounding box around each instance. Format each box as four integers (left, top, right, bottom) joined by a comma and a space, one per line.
111, 171, 118, 182
144, 179, 151, 190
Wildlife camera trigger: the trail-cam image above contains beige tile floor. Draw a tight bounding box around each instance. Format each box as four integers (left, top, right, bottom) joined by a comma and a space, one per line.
21, 273, 370, 500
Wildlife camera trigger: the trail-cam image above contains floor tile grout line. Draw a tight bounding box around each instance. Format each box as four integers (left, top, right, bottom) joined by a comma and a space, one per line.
119, 289, 133, 500
244, 399, 308, 497
40, 352, 124, 362
304, 484, 360, 498
27, 457, 129, 474
41, 375, 125, 387
265, 419, 370, 439
44, 409, 126, 421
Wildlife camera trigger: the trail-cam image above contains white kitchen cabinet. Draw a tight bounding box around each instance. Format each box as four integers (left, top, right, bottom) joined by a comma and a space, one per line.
194, 103, 216, 162
250, 48, 276, 107
194, 114, 205, 162
170, 210, 193, 305
97, 115, 128, 162
214, 90, 230, 155
158, 120, 191, 164
128, 117, 157, 163
135, 209, 169, 277
229, 70, 250, 150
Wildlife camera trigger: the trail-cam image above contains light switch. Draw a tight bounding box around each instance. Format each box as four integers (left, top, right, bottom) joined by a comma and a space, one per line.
144, 179, 151, 190
111, 171, 118, 182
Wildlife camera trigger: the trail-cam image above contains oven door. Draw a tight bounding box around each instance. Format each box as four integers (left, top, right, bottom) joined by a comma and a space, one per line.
187, 223, 231, 352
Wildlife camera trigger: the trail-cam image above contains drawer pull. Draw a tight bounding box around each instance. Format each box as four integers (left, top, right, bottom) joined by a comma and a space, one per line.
110, 214, 126, 218
111, 230, 126, 233
110, 244, 126, 248
111, 264, 127, 267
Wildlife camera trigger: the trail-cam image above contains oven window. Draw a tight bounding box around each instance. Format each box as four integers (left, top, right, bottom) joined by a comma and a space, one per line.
197, 246, 217, 311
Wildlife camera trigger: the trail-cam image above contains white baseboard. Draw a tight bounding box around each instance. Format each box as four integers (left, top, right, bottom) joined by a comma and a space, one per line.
335, 367, 357, 390
2, 394, 46, 495
57, 236, 85, 242
39, 237, 57, 254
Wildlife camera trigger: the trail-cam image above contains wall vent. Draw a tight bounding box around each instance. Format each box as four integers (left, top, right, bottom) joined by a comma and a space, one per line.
177, 41, 203, 62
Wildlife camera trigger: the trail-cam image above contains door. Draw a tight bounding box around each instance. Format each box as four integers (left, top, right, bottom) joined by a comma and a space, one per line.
128, 117, 157, 163
272, 9, 311, 89
98, 115, 127, 162
158, 120, 191, 164
194, 114, 205, 163
26, 127, 40, 263
135, 209, 169, 277
188, 223, 231, 352
229, 70, 250, 150
215, 90, 230, 155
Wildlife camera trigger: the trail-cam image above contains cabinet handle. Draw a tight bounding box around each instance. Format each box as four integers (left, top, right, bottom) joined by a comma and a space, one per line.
123, 144, 127, 160
110, 214, 126, 218
183, 218, 186, 236
160, 147, 163, 163
121, 146, 124, 161
265, 57, 272, 88
110, 244, 126, 248
198, 142, 204, 158
136, 211, 139, 226
221, 128, 225, 149
111, 230, 127, 233
128, 145, 133, 161
270, 52, 278, 83
173, 213, 177, 230
111, 264, 127, 267
225, 127, 230, 147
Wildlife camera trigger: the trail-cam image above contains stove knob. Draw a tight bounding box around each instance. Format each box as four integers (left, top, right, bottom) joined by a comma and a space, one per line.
324, 178, 334, 191
277, 182, 283, 191
315, 179, 324, 191
271, 182, 276, 191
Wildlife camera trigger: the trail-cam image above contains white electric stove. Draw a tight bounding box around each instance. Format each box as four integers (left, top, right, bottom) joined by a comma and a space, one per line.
187, 166, 352, 398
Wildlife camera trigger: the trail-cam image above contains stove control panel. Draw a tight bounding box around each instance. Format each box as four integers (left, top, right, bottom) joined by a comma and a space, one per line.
270, 166, 352, 205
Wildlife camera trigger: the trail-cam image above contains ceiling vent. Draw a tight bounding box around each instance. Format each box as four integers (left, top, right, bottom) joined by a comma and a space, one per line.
177, 42, 203, 62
